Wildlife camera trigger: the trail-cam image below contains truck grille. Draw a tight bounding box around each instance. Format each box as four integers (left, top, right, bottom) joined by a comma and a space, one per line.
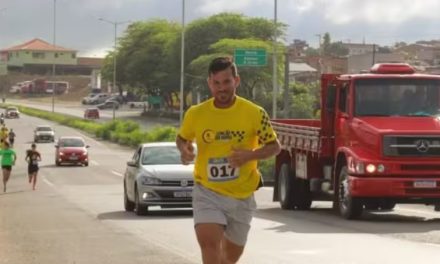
383, 135, 440, 157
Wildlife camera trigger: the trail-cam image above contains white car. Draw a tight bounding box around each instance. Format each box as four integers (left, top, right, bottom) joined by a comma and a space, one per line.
34, 125, 55, 143
123, 142, 195, 215
128, 101, 149, 109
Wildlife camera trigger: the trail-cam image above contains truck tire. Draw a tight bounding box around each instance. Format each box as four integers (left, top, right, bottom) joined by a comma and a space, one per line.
338, 166, 363, 219
278, 163, 295, 210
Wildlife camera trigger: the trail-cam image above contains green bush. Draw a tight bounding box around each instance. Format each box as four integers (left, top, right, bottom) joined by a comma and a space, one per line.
259, 157, 275, 182
3, 104, 178, 148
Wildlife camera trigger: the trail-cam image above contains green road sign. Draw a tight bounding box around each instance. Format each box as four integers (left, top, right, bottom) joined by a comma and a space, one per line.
234, 49, 267, 67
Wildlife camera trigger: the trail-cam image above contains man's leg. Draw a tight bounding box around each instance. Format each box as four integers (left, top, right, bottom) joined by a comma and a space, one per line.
221, 237, 245, 264
195, 223, 224, 264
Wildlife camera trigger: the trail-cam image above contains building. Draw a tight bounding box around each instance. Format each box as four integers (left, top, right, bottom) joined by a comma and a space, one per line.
347, 53, 405, 73
0, 38, 103, 75
0, 38, 77, 72
341, 43, 377, 56
289, 62, 317, 83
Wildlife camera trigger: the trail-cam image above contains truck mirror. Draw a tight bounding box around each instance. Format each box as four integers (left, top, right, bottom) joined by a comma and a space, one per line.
326, 84, 337, 112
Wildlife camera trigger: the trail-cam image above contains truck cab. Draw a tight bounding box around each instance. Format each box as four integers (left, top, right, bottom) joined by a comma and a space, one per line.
272, 63, 440, 219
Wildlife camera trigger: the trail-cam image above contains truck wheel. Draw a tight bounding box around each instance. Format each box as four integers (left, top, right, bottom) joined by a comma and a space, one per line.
278, 163, 295, 210
338, 166, 363, 219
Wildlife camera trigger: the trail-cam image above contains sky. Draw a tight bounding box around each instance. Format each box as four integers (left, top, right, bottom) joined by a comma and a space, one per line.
1, 0, 440, 57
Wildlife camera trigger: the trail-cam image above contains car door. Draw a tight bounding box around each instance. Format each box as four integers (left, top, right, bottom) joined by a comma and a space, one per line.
126, 147, 142, 199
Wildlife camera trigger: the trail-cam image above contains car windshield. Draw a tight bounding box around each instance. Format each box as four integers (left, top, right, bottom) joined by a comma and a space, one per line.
59, 138, 85, 147
354, 78, 440, 117
141, 146, 190, 165
37, 127, 52, 131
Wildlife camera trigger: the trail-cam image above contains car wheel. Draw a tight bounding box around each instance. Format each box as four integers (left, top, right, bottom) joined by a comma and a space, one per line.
124, 183, 135, 212
84, 162, 89, 167
55, 160, 61, 166
135, 186, 148, 216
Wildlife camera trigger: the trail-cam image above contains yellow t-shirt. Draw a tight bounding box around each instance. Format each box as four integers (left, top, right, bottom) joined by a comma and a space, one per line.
179, 96, 277, 199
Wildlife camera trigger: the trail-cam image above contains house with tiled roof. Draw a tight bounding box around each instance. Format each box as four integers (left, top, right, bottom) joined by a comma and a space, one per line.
0, 38, 77, 69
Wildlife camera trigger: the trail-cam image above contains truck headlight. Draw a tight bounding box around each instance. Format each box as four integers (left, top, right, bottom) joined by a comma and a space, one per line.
366, 164, 376, 173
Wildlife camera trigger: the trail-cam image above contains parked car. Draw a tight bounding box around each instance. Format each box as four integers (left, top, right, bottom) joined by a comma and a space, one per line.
82, 93, 111, 105
84, 108, 100, 119
55, 136, 89, 166
97, 100, 119, 110
34, 125, 55, 143
5, 107, 20, 118
123, 142, 195, 215
128, 101, 149, 109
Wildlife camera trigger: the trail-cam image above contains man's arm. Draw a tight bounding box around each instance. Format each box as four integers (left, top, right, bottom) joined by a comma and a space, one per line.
228, 140, 281, 168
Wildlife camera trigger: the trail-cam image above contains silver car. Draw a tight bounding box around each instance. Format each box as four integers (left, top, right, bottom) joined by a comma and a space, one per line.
124, 142, 195, 215
34, 125, 55, 143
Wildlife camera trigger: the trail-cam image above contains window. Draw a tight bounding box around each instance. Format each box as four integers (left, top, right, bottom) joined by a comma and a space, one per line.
32, 52, 45, 59
71, 53, 76, 59
142, 146, 187, 165
54, 53, 58, 58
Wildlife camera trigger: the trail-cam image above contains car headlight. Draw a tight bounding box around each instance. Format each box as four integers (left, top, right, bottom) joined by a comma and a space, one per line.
82, 151, 87, 155
59, 152, 64, 156
140, 176, 161, 186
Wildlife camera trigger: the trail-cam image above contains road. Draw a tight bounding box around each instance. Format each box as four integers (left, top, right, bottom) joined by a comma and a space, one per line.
1, 114, 440, 264
6, 99, 179, 131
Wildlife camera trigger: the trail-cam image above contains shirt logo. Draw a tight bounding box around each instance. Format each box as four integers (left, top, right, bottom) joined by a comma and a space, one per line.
202, 130, 215, 143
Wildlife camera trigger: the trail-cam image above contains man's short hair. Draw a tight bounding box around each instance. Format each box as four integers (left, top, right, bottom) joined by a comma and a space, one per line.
208, 56, 238, 77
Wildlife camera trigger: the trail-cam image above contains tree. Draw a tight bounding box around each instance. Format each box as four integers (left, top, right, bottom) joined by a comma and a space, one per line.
188, 38, 286, 112
101, 20, 181, 98
322, 32, 331, 55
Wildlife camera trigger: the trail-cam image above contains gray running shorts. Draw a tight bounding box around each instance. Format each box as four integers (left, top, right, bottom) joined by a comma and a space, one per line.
192, 184, 257, 246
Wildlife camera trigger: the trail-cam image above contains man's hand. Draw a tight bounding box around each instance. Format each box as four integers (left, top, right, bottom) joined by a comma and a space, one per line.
180, 141, 195, 165
228, 147, 254, 168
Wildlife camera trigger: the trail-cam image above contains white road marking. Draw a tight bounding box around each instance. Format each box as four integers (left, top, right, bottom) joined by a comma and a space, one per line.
90, 160, 99, 166
111, 170, 124, 177
43, 176, 55, 187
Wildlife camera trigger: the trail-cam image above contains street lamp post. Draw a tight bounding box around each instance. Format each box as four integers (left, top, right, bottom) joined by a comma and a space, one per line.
179, 0, 185, 125
272, 0, 278, 118
99, 18, 130, 120
51, 0, 56, 113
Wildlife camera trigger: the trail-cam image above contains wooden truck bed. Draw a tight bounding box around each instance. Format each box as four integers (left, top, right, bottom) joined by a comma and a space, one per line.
271, 119, 321, 153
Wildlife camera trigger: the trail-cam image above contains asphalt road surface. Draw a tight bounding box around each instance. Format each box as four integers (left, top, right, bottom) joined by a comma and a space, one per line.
7, 99, 179, 131
1, 114, 440, 264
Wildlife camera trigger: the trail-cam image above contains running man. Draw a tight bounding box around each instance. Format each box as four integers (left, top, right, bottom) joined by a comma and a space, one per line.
8, 129, 16, 147
25, 143, 41, 191
176, 56, 281, 264
0, 141, 17, 192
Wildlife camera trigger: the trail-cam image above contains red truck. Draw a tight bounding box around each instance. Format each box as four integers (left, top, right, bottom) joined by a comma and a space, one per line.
272, 63, 440, 219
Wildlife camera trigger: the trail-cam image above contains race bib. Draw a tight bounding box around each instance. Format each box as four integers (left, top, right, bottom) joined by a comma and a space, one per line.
207, 157, 239, 182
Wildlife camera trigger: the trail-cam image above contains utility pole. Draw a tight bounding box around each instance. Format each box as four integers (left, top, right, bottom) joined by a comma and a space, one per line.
283, 52, 290, 118
99, 18, 130, 120
272, 0, 278, 118
51, 0, 57, 113
179, 0, 185, 125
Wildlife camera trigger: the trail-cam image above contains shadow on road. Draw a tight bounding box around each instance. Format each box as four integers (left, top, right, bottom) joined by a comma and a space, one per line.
0, 189, 29, 196
255, 206, 440, 235
97, 209, 193, 220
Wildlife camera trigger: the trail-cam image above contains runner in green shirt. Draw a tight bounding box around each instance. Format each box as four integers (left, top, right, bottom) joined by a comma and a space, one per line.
1, 141, 17, 192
